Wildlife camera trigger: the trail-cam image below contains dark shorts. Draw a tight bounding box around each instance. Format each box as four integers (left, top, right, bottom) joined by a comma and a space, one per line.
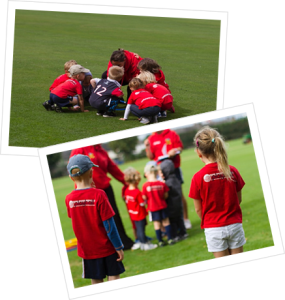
49, 93, 74, 107
151, 208, 169, 221
174, 167, 184, 184
82, 252, 125, 279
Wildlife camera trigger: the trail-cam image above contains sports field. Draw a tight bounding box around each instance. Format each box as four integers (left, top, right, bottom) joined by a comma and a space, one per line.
9, 10, 220, 148
52, 139, 273, 288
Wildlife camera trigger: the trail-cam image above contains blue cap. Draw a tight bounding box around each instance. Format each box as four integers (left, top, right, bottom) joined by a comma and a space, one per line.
67, 154, 98, 177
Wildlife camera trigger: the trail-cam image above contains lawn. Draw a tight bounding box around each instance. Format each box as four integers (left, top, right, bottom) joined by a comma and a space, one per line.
52, 138, 273, 288
9, 10, 220, 147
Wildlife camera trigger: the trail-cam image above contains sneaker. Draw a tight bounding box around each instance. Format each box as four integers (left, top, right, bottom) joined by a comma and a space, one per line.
131, 242, 141, 250
96, 110, 104, 116
103, 111, 116, 117
140, 117, 150, 124
169, 105, 175, 113
181, 233, 189, 239
168, 239, 175, 246
42, 101, 52, 111
157, 112, 162, 118
140, 243, 158, 251
53, 104, 63, 113
184, 219, 192, 229
161, 111, 167, 117
151, 115, 158, 123
158, 241, 165, 247
173, 236, 181, 243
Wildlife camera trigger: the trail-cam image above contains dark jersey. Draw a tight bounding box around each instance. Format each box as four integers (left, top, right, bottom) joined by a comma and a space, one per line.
89, 78, 123, 109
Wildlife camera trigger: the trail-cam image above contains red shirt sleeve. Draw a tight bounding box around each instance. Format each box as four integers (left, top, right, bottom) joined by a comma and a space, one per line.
137, 190, 145, 205
142, 183, 147, 198
189, 173, 201, 200
97, 190, 115, 221
75, 81, 83, 95
106, 155, 125, 185
111, 87, 124, 98
231, 166, 245, 192
172, 131, 183, 149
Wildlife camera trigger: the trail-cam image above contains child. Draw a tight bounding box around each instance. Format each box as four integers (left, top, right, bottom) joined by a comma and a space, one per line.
158, 159, 188, 242
142, 163, 174, 246
137, 71, 175, 117
189, 126, 246, 258
65, 154, 125, 284
43, 64, 90, 113
137, 58, 170, 92
119, 78, 161, 124
122, 167, 157, 251
89, 66, 124, 117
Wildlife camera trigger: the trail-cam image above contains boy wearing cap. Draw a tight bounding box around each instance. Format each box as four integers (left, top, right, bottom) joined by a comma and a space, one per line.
66, 154, 125, 284
142, 163, 174, 247
43, 64, 90, 113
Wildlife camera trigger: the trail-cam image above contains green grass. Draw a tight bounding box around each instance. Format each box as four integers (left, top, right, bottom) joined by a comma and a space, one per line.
52, 139, 273, 288
9, 10, 220, 147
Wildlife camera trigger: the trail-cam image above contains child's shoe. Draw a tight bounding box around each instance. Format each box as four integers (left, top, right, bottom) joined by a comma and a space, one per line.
96, 110, 104, 116
141, 243, 158, 251
131, 241, 141, 250
157, 112, 162, 118
184, 219, 192, 229
161, 111, 167, 117
42, 101, 52, 111
158, 241, 165, 247
168, 239, 175, 246
140, 117, 150, 124
103, 111, 116, 117
53, 104, 63, 113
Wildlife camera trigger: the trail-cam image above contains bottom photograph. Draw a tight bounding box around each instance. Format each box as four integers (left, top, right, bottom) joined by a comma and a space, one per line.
39, 105, 278, 299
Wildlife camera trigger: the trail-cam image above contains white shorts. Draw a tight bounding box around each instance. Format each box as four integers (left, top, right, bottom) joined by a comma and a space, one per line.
204, 223, 246, 252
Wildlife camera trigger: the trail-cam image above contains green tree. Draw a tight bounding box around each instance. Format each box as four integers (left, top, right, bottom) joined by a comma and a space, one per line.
108, 136, 138, 162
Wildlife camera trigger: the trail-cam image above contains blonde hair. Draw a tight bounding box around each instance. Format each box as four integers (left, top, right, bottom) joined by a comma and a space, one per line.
137, 71, 156, 85
129, 78, 144, 90
64, 60, 77, 72
194, 126, 232, 179
124, 167, 141, 184
70, 167, 91, 183
109, 66, 124, 81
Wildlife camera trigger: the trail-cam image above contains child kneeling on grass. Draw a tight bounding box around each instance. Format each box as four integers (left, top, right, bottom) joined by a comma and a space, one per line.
122, 167, 157, 251
89, 66, 125, 118
43, 65, 89, 113
119, 78, 161, 124
65, 154, 125, 284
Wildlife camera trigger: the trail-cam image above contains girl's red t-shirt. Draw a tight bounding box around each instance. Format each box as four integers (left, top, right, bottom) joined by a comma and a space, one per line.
123, 188, 147, 221
128, 89, 161, 109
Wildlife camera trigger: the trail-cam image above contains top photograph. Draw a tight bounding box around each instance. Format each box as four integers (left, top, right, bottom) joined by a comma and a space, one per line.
7, 8, 225, 149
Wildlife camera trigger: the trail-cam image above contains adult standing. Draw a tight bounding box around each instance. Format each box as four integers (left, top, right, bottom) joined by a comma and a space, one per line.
70, 144, 134, 250
102, 48, 143, 99
144, 129, 192, 229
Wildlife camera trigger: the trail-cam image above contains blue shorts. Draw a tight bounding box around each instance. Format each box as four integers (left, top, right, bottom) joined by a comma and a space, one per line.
82, 252, 125, 279
151, 208, 169, 221
49, 93, 74, 107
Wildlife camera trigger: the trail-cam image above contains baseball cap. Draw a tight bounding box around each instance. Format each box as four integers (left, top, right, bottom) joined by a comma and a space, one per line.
69, 64, 90, 76
67, 154, 98, 177
144, 162, 157, 174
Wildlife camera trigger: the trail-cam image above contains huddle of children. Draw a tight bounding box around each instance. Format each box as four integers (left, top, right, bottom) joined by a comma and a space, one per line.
43, 57, 174, 124
65, 126, 246, 285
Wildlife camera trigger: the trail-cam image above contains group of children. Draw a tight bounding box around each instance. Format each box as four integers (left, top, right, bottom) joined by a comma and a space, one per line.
65, 126, 246, 284
43, 56, 175, 124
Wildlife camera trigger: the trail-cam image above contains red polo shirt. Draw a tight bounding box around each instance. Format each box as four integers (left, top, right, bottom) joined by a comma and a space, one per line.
128, 89, 161, 109
49, 73, 70, 91
51, 78, 82, 98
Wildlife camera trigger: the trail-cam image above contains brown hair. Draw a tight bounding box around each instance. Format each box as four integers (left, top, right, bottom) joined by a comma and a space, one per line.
137, 58, 161, 74
108, 66, 124, 81
64, 60, 77, 72
124, 167, 141, 184
129, 78, 144, 90
110, 48, 126, 62
137, 71, 156, 85
70, 167, 91, 183
194, 126, 232, 179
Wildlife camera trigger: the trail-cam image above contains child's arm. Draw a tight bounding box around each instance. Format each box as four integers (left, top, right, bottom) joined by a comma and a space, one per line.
193, 199, 202, 220
103, 217, 124, 261
237, 191, 242, 204
78, 94, 89, 112
120, 104, 131, 120
90, 78, 97, 89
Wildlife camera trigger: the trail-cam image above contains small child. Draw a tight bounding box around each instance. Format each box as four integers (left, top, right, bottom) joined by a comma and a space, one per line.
120, 78, 161, 124
142, 163, 174, 246
89, 66, 124, 117
158, 159, 187, 242
189, 126, 246, 258
137, 58, 171, 92
122, 167, 157, 251
65, 154, 125, 284
137, 71, 175, 117
43, 64, 90, 113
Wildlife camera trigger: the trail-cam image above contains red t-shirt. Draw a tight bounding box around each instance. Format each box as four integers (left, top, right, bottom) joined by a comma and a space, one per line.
148, 130, 183, 168
144, 83, 173, 105
189, 163, 245, 229
49, 73, 70, 91
142, 181, 169, 212
123, 187, 147, 221
70, 145, 125, 190
51, 78, 82, 98
65, 188, 116, 259
154, 70, 170, 92
128, 89, 161, 109
107, 50, 142, 84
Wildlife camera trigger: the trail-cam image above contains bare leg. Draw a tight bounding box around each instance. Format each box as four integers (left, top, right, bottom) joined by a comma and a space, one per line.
91, 279, 104, 284
229, 246, 243, 255
161, 217, 170, 227
108, 275, 120, 281
213, 249, 230, 258
153, 220, 161, 230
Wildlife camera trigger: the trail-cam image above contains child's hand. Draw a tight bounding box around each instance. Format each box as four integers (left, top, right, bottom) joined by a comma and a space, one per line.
119, 118, 126, 121
116, 249, 124, 261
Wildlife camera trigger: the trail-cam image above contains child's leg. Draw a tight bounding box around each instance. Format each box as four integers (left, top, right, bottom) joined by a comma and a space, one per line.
212, 249, 230, 258
229, 246, 243, 255
135, 220, 147, 243
162, 218, 172, 241
91, 279, 104, 284
154, 220, 163, 242
107, 275, 120, 281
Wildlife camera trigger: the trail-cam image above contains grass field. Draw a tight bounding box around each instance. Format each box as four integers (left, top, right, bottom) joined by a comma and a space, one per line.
9, 10, 220, 148
52, 139, 273, 288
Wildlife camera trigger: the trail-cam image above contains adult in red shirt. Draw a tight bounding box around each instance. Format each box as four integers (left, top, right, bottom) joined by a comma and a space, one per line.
144, 129, 192, 229
70, 144, 134, 250
102, 48, 143, 99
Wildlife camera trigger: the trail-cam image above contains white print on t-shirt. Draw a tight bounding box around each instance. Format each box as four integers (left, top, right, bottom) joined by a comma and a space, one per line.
203, 172, 236, 182
125, 195, 135, 203
146, 185, 163, 192
153, 141, 161, 145
69, 199, 95, 208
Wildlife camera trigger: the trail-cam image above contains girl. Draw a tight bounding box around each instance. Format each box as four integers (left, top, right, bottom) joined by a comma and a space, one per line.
123, 167, 157, 251
189, 127, 246, 258
137, 58, 171, 92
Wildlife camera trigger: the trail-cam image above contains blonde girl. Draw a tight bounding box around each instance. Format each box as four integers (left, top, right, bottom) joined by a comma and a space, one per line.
189, 126, 246, 258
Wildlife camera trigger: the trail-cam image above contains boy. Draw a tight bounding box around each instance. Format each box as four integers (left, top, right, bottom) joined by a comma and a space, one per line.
89, 66, 124, 117
142, 163, 174, 246
120, 78, 161, 124
158, 159, 188, 242
43, 64, 89, 113
66, 154, 125, 284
